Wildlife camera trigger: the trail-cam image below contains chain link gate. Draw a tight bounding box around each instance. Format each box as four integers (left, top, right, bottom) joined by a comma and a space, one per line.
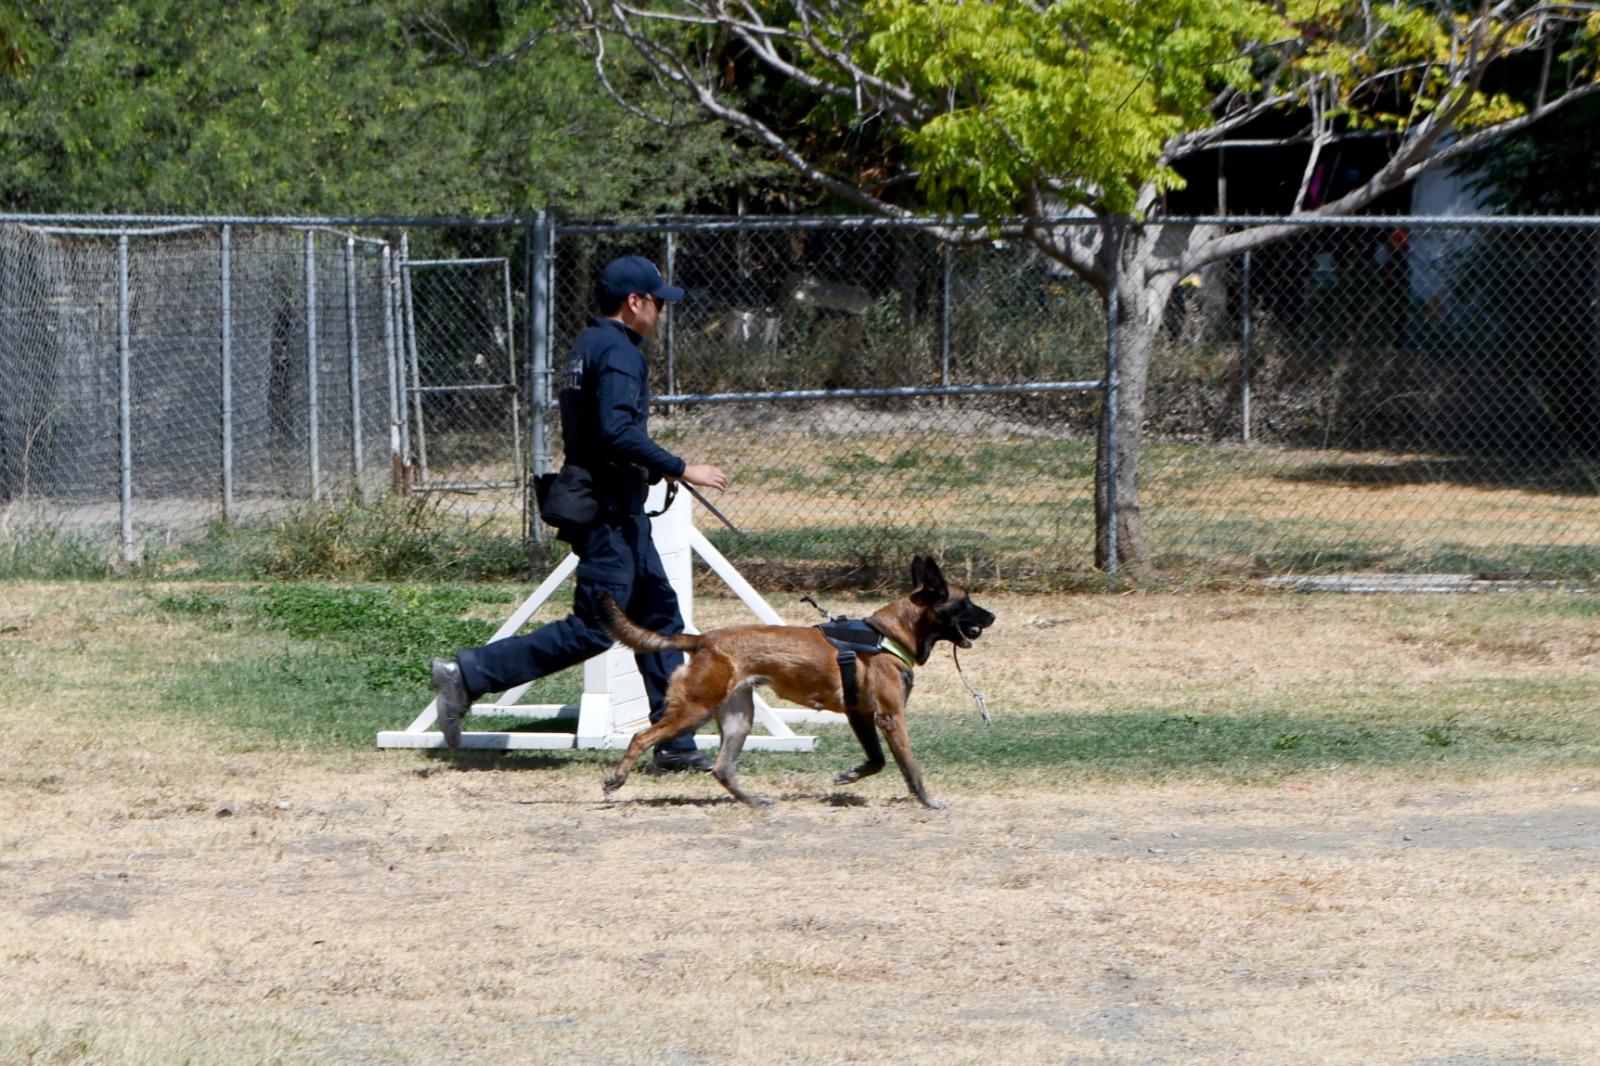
399, 248, 523, 514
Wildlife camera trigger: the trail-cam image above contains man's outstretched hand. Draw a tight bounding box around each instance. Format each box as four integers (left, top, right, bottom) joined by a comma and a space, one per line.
679, 464, 728, 492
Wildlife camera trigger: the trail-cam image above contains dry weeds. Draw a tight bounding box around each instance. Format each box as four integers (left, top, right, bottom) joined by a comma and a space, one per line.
2, 582, 1598, 1065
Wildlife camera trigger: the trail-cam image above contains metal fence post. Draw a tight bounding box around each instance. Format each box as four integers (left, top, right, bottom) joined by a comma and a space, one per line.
1241, 248, 1252, 444
1591, 229, 1600, 445
345, 236, 363, 493
220, 224, 234, 522
117, 234, 135, 564
394, 234, 412, 467
502, 254, 522, 501
527, 211, 553, 551
401, 232, 429, 485
665, 229, 677, 395
381, 242, 401, 491
940, 239, 953, 386
304, 230, 320, 501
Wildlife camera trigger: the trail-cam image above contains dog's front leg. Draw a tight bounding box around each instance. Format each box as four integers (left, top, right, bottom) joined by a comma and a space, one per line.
835, 707, 887, 786
877, 710, 944, 810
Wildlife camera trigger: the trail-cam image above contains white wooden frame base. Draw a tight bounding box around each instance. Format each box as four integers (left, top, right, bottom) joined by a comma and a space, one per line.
377, 485, 843, 752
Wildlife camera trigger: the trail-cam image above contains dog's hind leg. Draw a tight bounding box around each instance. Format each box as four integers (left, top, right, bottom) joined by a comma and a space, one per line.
710, 684, 770, 807
602, 729, 653, 796
877, 710, 944, 810
835, 703, 887, 786
603, 681, 719, 797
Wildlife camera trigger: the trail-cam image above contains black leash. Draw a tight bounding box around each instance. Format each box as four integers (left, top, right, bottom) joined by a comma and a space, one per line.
676, 480, 833, 621
952, 645, 992, 725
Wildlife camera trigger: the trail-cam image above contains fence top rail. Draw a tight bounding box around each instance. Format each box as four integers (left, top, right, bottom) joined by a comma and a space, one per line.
1, 211, 1597, 233
1156, 214, 1600, 228
19, 223, 209, 238
295, 225, 392, 248
405, 257, 509, 267
0, 213, 537, 228
559, 214, 1600, 234
655, 381, 1106, 406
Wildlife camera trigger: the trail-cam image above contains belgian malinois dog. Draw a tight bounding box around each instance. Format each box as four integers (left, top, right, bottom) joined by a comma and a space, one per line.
601, 556, 995, 808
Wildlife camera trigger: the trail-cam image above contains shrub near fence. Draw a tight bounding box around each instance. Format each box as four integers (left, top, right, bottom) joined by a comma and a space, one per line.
1, 214, 1597, 587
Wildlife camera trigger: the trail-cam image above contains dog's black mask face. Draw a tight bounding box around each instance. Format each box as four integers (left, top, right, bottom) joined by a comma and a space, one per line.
910, 556, 996, 659
938, 594, 997, 649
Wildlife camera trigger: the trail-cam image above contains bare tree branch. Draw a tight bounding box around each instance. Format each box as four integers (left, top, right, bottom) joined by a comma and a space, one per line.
415, 14, 564, 69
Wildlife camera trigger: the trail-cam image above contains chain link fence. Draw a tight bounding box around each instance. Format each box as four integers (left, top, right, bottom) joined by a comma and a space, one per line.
2, 214, 1596, 587
1143, 219, 1600, 581
0, 222, 401, 560
0, 219, 531, 569
538, 218, 1106, 589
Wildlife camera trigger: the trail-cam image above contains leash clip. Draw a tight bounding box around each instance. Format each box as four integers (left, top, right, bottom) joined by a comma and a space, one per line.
644, 480, 679, 518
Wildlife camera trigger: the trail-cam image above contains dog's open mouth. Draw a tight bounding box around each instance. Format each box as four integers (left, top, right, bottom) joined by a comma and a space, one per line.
953, 623, 988, 647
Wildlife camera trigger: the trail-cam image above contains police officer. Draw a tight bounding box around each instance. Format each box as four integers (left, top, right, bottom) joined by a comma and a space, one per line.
430, 255, 728, 773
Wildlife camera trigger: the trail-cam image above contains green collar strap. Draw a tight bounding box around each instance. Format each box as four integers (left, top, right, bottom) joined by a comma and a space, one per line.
880, 635, 917, 670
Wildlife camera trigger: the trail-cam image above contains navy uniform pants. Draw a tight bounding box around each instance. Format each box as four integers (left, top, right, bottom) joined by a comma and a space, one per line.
453, 513, 697, 755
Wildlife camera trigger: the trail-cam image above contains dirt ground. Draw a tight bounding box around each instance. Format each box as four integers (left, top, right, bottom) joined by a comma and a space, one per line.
2, 584, 1598, 1065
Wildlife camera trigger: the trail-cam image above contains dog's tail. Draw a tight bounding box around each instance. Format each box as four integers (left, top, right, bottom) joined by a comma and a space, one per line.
601, 596, 703, 655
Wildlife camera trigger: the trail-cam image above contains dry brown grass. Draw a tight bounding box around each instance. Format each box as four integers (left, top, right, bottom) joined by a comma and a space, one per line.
2, 582, 1598, 1065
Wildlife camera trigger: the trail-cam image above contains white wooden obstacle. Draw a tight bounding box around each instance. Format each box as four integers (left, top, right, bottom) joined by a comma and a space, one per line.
376, 482, 841, 751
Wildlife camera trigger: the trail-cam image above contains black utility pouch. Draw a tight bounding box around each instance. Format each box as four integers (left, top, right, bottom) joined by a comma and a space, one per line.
536, 464, 599, 539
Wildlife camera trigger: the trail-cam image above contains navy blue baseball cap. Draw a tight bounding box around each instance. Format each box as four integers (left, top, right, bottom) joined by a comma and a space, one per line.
599, 256, 685, 303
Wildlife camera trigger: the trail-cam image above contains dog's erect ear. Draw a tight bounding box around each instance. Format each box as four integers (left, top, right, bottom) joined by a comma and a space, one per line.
911, 556, 949, 606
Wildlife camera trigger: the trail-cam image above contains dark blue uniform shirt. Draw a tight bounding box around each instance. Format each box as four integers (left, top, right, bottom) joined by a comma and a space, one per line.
558, 317, 686, 516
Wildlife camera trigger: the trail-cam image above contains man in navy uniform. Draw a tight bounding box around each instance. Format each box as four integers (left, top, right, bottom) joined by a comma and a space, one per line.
431, 256, 728, 773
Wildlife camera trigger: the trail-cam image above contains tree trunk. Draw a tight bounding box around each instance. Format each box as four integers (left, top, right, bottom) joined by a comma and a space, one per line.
1094, 254, 1170, 573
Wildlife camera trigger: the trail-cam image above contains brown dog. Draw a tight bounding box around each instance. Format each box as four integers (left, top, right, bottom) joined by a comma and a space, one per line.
600, 556, 995, 808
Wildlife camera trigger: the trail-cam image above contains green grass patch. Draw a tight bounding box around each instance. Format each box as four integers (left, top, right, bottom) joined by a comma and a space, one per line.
154, 581, 582, 749
8, 428, 1597, 588
701, 519, 1101, 592
180, 500, 536, 581
145, 581, 1600, 783
1, 498, 546, 583
0, 529, 120, 580
733, 678, 1600, 785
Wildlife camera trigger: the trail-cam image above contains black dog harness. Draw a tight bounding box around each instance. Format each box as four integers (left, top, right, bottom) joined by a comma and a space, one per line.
815, 618, 916, 713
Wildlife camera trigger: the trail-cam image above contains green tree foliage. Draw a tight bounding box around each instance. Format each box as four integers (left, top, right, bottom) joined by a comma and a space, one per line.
0, 0, 751, 215
0, 2, 30, 78
570, 0, 1600, 569
1460, 95, 1600, 213
852, 0, 1282, 216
